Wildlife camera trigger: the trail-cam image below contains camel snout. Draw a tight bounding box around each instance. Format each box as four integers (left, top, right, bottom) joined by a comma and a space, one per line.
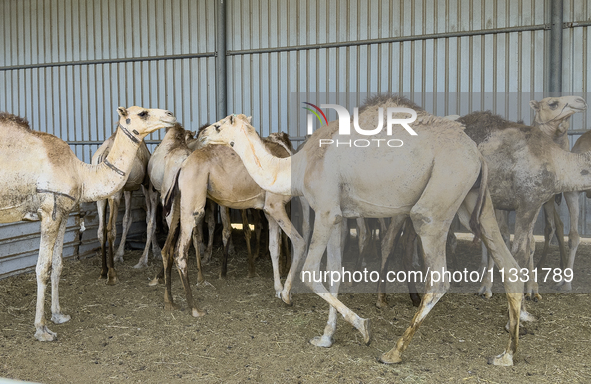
574, 97, 588, 109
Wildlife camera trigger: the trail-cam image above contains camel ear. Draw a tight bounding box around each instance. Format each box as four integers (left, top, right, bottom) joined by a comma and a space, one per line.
229, 115, 234, 124
247, 116, 253, 124
117, 107, 128, 117
529, 100, 540, 111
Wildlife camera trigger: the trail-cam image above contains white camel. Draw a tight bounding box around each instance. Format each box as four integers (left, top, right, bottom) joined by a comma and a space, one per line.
199, 96, 523, 366
92, 130, 151, 284
0, 107, 175, 341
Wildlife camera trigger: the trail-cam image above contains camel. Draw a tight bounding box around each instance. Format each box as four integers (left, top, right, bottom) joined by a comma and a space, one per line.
556, 130, 591, 291
92, 130, 151, 284
199, 97, 524, 366
0, 107, 176, 341
159, 130, 305, 317
459, 100, 587, 305
474, 96, 587, 298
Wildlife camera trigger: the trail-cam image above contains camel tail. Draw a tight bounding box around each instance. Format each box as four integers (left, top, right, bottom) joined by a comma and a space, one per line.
469, 157, 488, 242
163, 170, 181, 217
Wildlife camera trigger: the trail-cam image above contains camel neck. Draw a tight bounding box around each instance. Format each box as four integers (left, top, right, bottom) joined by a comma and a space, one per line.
533, 115, 569, 150
78, 124, 143, 202
231, 128, 294, 196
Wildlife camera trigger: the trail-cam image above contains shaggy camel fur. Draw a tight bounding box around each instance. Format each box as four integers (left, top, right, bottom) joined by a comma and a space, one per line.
0, 107, 175, 341
200, 96, 523, 366
460, 102, 588, 305
159, 132, 305, 317
92, 130, 151, 284
472, 96, 587, 296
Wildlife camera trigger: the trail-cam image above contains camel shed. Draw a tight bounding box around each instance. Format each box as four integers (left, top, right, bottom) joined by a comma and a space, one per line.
0, 0, 590, 293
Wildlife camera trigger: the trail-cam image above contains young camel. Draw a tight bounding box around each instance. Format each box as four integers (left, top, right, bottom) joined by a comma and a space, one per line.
92, 130, 151, 284
159, 132, 305, 316
548, 129, 591, 291
137, 123, 218, 270
477, 96, 586, 297
200, 98, 523, 366
0, 107, 175, 341
460, 103, 588, 306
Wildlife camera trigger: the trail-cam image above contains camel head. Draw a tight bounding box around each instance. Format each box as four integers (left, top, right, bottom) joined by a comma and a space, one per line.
117, 106, 177, 139
530, 96, 587, 135
198, 114, 254, 148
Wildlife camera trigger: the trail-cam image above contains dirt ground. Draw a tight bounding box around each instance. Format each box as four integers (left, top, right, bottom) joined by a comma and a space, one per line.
0, 230, 590, 384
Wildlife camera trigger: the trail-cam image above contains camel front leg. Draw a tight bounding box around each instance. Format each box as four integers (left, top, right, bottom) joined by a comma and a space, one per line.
241, 209, 255, 277
97, 199, 108, 278
264, 198, 306, 305
303, 210, 370, 345
105, 195, 121, 285
310, 220, 343, 348
219, 206, 232, 279
114, 190, 133, 263
50, 216, 71, 325
265, 213, 283, 299
558, 191, 581, 292
35, 214, 63, 341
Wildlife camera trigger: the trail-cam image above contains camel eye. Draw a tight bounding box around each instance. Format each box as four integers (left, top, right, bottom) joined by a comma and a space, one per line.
215, 125, 220, 132
138, 111, 148, 118
548, 101, 558, 109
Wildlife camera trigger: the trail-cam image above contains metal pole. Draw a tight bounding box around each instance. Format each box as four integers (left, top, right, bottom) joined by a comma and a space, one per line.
216, 0, 227, 120
549, 0, 563, 95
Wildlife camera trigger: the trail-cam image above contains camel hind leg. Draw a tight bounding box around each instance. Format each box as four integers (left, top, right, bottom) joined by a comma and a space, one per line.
456, 190, 522, 366
105, 194, 121, 285
380, 160, 476, 364
135, 185, 159, 269
97, 199, 108, 279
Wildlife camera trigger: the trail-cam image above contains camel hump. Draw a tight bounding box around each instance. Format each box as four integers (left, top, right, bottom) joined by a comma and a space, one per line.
0, 112, 31, 129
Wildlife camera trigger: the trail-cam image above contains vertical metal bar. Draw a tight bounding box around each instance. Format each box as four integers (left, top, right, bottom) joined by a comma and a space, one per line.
216, 0, 227, 120
549, 0, 563, 94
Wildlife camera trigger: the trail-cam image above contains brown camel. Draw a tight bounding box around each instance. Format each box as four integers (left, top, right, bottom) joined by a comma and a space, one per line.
159, 131, 305, 317
92, 130, 151, 284
0, 107, 175, 341
199, 96, 523, 366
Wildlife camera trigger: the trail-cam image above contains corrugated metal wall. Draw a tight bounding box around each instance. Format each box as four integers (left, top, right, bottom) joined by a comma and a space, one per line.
1, 0, 591, 277
226, 0, 556, 139
0, 0, 218, 278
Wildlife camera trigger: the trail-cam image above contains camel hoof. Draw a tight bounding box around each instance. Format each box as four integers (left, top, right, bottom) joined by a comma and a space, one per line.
478, 285, 493, 299
556, 282, 572, 292
309, 335, 333, 348
192, 308, 206, 317
487, 351, 513, 366
359, 318, 371, 346
114, 255, 124, 263
133, 262, 148, 269
520, 310, 537, 323
51, 313, 71, 324
378, 350, 402, 364
164, 302, 180, 311
106, 276, 119, 286
375, 299, 389, 309
280, 290, 292, 306
148, 276, 163, 286
35, 326, 57, 342
247, 272, 256, 278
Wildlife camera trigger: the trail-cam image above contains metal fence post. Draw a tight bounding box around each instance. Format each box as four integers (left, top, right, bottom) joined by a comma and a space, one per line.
216, 0, 228, 120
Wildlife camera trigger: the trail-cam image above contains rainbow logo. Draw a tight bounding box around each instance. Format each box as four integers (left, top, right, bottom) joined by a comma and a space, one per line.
302, 102, 328, 126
